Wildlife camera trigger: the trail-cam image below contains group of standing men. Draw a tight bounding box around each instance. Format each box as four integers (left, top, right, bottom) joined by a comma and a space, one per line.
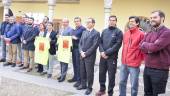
0, 10, 170, 96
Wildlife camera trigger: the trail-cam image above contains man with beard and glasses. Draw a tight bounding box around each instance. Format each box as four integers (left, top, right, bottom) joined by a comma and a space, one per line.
140, 10, 170, 96
119, 16, 144, 96
96, 15, 123, 96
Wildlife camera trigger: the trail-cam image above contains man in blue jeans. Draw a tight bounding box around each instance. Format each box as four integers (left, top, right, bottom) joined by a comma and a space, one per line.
119, 16, 144, 96
0, 14, 9, 62
58, 18, 73, 82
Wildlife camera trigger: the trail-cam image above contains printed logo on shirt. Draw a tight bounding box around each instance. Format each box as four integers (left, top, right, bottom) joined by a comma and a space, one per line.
63, 39, 69, 49
112, 34, 116, 37
39, 42, 45, 51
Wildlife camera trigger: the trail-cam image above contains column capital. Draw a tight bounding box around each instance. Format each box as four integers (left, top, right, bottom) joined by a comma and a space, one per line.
2, 0, 12, 6
104, 0, 113, 8
48, 0, 57, 6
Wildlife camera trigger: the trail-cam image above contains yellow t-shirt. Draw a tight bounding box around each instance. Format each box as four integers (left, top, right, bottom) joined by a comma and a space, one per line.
34, 37, 50, 65
57, 36, 72, 64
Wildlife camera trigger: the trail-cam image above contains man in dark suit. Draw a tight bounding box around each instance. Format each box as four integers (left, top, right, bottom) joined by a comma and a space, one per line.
78, 18, 100, 95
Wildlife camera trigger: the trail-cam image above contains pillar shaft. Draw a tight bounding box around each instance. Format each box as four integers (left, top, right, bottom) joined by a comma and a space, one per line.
2, 0, 12, 21
48, 0, 56, 22
104, 0, 113, 28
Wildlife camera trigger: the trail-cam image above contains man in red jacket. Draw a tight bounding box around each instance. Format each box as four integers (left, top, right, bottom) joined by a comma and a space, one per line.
119, 16, 144, 96
140, 10, 170, 96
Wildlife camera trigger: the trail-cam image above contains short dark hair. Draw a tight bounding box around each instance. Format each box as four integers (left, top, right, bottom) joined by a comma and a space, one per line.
29, 17, 34, 21
44, 16, 49, 21
109, 15, 117, 21
88, 18, 95, 24
47, 22, 53, 26
74, 17, 81, 22
129, 16, 140, 26
151, 10, 165, 18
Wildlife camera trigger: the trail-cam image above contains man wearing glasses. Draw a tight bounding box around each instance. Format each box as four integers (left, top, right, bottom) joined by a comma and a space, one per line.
78, 18, 100, 95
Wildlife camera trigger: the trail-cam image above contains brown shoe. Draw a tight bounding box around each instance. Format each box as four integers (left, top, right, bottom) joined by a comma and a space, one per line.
96, 91, 105, 96
20, 66, 29, 70
27, 68, 33, 72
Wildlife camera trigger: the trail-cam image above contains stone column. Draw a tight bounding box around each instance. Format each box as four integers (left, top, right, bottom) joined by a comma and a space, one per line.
48, 0, 56, 22
2, 0, 12, 20
104, 0, 113, 28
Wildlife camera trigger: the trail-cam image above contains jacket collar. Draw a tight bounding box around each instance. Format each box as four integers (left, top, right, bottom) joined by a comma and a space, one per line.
129, 27, 139, 33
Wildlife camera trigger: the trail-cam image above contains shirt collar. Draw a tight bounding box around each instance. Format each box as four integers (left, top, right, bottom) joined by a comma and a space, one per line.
129, 27, 139, 33
87, 28, 94, 32
152, 25, 164, 32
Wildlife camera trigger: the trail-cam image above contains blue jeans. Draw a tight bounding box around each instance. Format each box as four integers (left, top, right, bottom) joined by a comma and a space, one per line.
60, 62, 68, 79
72, 48, 81, 82
119, 64, 140, 96
48, 54, 56, 74
1, 39, 6, 59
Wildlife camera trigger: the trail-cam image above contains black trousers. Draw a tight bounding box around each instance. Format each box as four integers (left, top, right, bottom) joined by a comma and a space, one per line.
99, 56, 117, 95
37, 64, 43, 72
144, 67, 169, 96
80, 54, 96, 90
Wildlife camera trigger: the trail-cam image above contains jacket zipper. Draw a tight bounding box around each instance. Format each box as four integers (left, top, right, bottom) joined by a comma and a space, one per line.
125, 33, 132, 63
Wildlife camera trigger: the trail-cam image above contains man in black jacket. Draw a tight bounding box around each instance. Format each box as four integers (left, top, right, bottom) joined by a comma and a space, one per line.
96, 15, 123, 96
78, 18, 100, 95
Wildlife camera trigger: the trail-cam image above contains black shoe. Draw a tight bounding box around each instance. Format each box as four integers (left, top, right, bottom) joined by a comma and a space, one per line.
108, 94, 113, 96
47, 74, 52, 78
58, 77, 65, 82
73, 82, 81, 87
11, 63, 16, 67
85, 88, 92, 95
68, 78, 76, 83
3, 62, 12, 66
18, 64, 23, 67
0, 59, 6, 62
40, 72, 47, 75
57, 76, 61, 80
77, 85, 87, 90
37, 70, 43, 73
